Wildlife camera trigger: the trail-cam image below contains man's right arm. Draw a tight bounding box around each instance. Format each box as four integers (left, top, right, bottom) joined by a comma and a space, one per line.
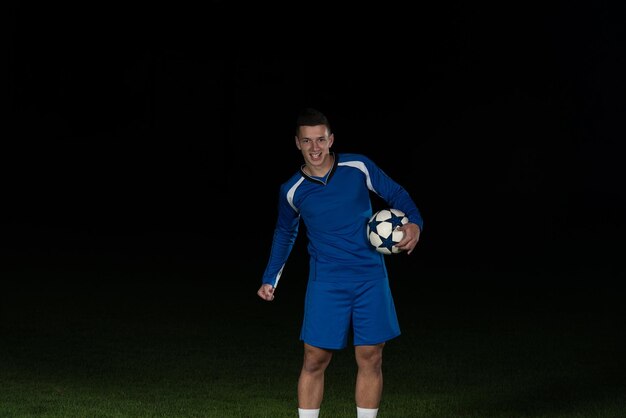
259, 186, 301, 290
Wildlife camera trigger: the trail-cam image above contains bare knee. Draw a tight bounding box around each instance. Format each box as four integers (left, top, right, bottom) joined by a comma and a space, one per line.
302, 343, 333, 374
355, 343, 384, 371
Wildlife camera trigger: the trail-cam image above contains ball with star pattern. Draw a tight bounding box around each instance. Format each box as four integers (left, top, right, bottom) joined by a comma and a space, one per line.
367, 208, 409, 255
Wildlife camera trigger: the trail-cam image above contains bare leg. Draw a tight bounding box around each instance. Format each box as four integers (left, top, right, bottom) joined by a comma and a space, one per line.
298, 343, 333, 409
355, 343, 384, 408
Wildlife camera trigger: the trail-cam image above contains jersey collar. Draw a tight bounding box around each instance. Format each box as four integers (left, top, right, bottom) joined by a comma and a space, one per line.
300, 152, 338, 185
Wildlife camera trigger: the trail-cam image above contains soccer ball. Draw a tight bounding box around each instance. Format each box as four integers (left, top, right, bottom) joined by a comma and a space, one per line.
367, 208, 409, 255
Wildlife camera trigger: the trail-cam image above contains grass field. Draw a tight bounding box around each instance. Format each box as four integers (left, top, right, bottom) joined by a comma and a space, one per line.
1, 257, 625, 417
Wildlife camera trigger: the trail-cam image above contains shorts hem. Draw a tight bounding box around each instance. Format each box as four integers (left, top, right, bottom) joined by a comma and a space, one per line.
301, 338, 347, 351
353, 331, 401, 346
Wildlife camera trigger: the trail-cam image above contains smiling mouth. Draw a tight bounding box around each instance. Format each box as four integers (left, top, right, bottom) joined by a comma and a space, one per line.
310, 152, 322, 160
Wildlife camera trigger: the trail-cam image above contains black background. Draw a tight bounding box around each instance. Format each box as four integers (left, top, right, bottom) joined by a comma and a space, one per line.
5, 2, 625, 291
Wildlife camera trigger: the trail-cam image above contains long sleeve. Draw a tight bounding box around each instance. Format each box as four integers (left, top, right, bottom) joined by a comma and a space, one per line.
260, 185, 300, 287
363, 155, 424, 232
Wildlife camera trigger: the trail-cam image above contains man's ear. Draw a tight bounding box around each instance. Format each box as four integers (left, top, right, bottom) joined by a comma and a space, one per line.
295, 136, 301, 150
328, 133, 334, 148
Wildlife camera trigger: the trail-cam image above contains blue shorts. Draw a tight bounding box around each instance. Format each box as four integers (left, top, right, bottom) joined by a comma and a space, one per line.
300, 278, 401, 350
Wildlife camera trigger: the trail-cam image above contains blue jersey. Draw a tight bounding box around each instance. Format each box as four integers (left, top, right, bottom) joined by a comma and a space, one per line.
261, 153, 423, 287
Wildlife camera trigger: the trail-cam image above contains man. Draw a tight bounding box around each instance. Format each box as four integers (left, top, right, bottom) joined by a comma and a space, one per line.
257, 107, 423, 418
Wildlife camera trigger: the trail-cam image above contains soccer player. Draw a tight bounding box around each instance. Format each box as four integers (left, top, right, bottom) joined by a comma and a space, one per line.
257, 107, 423, 418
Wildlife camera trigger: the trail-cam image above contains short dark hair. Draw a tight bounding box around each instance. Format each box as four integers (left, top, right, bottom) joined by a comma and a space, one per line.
295, 107, 331, 136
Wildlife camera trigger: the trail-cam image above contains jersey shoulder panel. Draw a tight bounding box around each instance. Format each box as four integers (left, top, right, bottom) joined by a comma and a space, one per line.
279, 170, 306, 192
278, 170, 307, 213
337, 152, 372, 164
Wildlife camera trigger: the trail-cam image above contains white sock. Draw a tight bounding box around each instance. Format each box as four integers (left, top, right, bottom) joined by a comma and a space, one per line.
357, 406, 379, 418
298, 408, 320, 418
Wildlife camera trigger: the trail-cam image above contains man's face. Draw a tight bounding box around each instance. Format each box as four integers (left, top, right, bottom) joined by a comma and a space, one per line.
295, 125, 334, 171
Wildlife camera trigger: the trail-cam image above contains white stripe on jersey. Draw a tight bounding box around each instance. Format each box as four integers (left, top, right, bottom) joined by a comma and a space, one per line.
286, 176, 306, 212
338, 161, 378, 194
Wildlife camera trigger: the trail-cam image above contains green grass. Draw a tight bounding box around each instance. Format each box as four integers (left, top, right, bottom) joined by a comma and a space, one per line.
1, 263, 625, 417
